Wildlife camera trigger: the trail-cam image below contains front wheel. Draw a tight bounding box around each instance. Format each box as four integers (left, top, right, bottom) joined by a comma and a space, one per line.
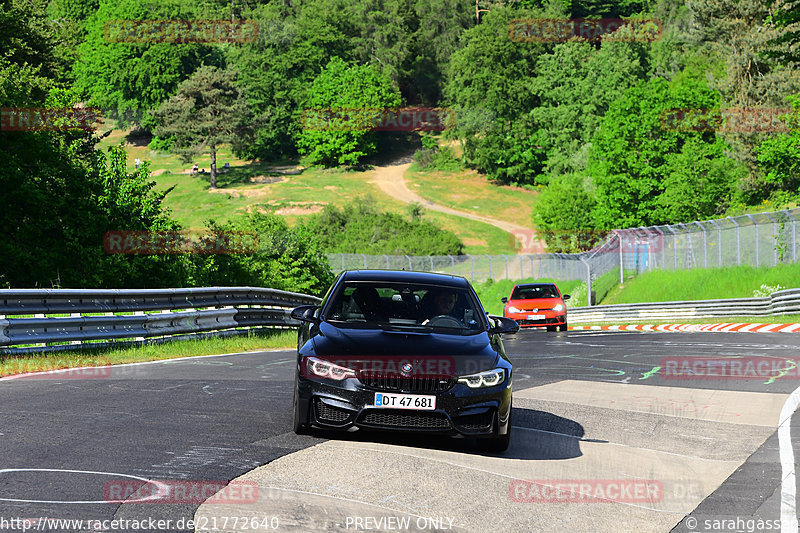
546, 325, 557, 332
558, 323, 568, 332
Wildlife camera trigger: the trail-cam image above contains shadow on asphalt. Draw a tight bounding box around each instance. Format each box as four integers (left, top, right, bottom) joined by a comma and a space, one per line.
305, 407, 586, 461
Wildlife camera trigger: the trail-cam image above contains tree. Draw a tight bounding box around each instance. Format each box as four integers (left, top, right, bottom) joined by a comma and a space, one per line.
532, 174, 601, 252
152, 65, 253, 189
73, 0, 223, 129
297, 57, 402, 167
443, 6, 548, 184
588, 77, 743, 228
754, 95, 800, 203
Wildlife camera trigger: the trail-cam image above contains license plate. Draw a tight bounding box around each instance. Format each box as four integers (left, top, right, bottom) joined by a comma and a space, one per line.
374, 393, 436, 410
527, 314, 545, 320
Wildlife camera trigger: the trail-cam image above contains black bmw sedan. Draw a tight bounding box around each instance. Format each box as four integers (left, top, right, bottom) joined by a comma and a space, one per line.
290, 270, 519, 452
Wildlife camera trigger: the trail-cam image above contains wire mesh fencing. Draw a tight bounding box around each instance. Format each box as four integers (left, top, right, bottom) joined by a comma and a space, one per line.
326, 208, 800, 306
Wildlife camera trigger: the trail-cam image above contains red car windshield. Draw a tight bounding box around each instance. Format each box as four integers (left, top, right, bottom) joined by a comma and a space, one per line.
511, 285, 559, 299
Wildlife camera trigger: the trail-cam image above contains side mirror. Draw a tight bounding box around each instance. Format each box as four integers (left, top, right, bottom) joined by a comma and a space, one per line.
501, 297, 508, 304
563, 294, 571, 300
488, 315, 519, 334
291, 305, 320, 324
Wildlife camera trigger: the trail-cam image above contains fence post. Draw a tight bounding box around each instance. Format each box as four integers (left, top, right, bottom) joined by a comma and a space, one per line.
383, 254, 389, 269
430, 256, 434, 272
618, 231, 624, 284
471, 255, 475, 281
485, 254, 492, 280
451, 255, 455, 275
405, 255, 412, 270
765, 213, 778, 265
694, 221, 707, 268
341, 254, 345, 271
727, 217, 741, 266
502, 254, 509, 280
709, 220, 722, 266
579, 256, 592, 307
785, 210, 797, 261
519, 255, 524, 279
745, 214, 758, 267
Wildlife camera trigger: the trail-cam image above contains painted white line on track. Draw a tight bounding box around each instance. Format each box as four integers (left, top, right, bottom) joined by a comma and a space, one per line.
0, 348, 291, 382
0, 468, 170, 504
779, 386, 800, 532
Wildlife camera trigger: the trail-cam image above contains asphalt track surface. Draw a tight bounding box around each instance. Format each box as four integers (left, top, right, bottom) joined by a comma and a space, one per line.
1, 330, 799, 532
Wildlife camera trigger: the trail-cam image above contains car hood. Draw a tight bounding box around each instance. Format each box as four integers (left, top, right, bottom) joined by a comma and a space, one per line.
311, 322, 500, 375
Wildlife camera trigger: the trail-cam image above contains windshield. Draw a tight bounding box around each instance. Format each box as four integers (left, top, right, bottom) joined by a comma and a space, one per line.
325, 282, 485, 333
511, 285, 559, 299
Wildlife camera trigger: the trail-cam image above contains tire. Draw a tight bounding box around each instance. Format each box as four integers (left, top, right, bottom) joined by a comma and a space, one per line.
546, 325, 557, 332
292, 384, 310, 435
558, 323, 568, 332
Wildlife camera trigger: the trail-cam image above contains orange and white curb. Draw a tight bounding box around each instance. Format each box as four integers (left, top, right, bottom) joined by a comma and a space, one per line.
568, 323, 800, 333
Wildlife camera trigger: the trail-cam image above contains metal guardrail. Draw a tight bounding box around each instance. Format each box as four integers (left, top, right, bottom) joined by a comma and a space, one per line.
567, 289, 800, 324
0, 287, 321, 354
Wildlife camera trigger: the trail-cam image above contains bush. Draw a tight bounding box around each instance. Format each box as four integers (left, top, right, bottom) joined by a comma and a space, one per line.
532, 174, 603, 253
301, 198, 464, 255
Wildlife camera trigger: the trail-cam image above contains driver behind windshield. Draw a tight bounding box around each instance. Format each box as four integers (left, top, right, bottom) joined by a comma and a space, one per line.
420, 289, 459, 321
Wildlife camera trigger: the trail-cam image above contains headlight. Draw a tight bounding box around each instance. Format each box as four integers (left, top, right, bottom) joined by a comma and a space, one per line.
507, 306, 521, 314
458, 368, 505, 388
553, 304, 564, 312
306, 357, 356, 380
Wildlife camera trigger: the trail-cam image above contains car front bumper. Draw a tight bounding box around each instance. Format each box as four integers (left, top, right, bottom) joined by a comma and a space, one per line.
296, 377, 512, 438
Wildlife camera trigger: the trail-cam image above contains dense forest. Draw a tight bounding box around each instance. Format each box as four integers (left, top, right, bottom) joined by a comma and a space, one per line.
1, 0, 799, 288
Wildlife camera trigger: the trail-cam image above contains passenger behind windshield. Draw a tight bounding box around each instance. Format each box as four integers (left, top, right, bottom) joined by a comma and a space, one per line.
326, 283, 481, 332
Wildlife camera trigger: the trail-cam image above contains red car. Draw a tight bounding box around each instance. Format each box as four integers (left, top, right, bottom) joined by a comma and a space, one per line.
501, 283, 570, 331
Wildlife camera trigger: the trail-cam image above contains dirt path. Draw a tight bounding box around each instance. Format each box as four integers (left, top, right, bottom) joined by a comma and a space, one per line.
371, 162, 546, 253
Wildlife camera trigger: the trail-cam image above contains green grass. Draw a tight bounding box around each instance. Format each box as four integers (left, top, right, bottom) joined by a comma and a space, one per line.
97, 123, 520, 254
601, 263, 800, 305
406, 165, 540, 228
0, 330, 295, 377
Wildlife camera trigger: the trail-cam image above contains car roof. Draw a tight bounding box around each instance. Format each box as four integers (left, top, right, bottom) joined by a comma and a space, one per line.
514, 283, 558, 289
339, 269, 471, 288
